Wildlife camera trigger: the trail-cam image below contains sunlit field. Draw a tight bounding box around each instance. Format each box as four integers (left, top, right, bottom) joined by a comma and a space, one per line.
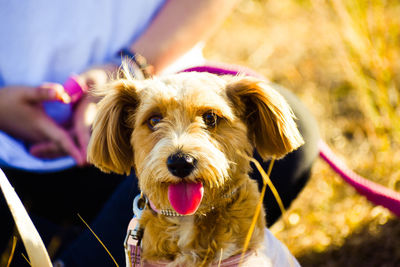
204, 0, 400, 265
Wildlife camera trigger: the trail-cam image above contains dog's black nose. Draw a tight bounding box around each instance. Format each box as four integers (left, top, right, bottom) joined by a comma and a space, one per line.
167, 152, 197, 178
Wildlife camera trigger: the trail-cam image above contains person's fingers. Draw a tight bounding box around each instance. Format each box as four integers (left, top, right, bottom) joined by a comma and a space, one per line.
26, 83, 70, 103
29, 142, 65, 159
80, 65, 116, 90
41, 83, 72, 103
72, 96, 98, 162
74, 124, 90, 162
67, 127, 88, 164
22, 86, 55, 103
36, 119, 85, 165
55, 131, 85, 165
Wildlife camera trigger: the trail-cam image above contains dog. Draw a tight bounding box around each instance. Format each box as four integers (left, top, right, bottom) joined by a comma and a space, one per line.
87, 69, 304, 266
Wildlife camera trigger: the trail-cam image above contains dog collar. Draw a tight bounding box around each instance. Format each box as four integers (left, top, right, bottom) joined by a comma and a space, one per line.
149, 200, 185, 216
149, 198, 217, 216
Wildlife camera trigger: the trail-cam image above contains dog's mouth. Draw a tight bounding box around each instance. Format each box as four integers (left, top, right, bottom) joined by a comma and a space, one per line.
168, 181, 204, 215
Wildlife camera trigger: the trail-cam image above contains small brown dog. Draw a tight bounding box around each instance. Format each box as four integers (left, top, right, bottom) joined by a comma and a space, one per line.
88, 70, 303, 266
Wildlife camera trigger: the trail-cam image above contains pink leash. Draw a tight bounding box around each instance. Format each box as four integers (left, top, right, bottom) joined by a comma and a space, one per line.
183, 64, 400, 217
319, 140, 400, 217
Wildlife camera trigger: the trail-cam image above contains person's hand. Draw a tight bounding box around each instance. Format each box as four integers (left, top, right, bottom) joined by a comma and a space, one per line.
28, 64, 118, 163
70, 94, 97, 161
0, 85, 85, 164
71, 64, 119, 158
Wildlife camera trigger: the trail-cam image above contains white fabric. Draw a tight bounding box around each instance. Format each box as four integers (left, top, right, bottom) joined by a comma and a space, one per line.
0, 0, 166, 86
261, 227, 301, 267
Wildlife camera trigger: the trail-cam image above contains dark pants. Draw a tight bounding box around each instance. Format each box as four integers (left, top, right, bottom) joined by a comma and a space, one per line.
0, 84, 319, 266
0, 167, 130, 266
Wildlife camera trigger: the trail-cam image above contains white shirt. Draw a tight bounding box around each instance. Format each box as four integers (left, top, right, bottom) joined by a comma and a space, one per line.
0, 0, 166, 171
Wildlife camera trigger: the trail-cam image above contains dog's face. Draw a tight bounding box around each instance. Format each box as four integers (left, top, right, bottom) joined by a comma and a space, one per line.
88, 72, 303, 215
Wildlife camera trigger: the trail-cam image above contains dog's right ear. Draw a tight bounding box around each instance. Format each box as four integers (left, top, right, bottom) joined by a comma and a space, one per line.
87, 79, 139, 175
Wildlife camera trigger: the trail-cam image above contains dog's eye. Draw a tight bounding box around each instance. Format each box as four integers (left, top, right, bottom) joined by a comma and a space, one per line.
147, 115, 162, 130
202, 111, 219, 128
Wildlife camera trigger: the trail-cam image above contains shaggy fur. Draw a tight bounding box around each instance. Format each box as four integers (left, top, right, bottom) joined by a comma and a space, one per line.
88, 70, 303, 266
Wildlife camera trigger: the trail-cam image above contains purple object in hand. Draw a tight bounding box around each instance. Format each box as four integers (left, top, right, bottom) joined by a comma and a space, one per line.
43, 76, 84, 125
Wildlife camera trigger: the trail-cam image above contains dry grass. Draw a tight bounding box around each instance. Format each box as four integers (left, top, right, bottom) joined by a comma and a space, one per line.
204, 0, 400, 266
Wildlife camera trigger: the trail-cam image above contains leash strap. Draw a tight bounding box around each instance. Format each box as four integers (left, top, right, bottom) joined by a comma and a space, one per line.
319, 140, 400, 217
125, 194, 148, 266
124, 216, 142, 267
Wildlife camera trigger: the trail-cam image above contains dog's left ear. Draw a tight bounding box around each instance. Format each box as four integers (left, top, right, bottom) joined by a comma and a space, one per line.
227, 78, 304, 159
87, 79, 139, 175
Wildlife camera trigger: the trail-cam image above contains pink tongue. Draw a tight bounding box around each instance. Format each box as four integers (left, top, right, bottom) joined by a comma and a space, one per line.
168, 182, 204, 215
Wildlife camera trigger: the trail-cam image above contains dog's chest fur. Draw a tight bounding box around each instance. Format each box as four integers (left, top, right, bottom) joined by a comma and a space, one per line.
176, 216, 195, 249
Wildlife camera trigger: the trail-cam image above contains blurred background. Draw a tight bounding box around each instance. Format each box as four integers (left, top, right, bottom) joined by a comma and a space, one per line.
204, 0, 400, 266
